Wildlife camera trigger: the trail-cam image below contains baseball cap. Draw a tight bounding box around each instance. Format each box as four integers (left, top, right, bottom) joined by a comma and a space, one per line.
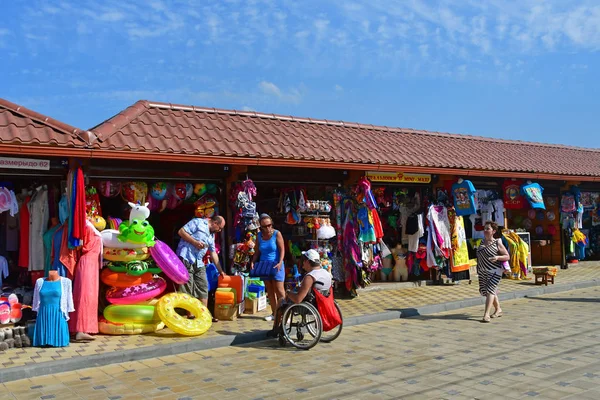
302, 249, 320, 263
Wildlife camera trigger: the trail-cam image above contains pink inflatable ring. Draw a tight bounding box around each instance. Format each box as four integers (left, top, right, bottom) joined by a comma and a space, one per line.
150, 240, 189, 284
105, 277, 167, 305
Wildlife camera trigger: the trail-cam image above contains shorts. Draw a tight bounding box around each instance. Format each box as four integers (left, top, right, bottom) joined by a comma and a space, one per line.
179, 259, 209, 300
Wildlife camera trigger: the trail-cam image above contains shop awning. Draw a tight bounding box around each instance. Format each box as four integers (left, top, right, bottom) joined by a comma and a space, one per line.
89, 100, 600, 181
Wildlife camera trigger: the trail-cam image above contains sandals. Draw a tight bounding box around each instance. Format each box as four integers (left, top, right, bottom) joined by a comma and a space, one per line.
481, 316, 491, 323
491, 311, 503, 318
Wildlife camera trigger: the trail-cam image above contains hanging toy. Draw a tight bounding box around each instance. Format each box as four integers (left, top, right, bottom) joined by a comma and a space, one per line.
150, 182, 168, 200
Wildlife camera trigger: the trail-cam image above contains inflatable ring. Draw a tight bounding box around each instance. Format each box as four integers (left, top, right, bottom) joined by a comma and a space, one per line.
103, 247, 150, 262
101, 229, 146, 249
101, 268, 154, 288
106, 261, 162, 276
106, 277, 167, 305
104, 304, 160, 324
157, 292, 212, 336
99, 317, 165, 335
150, 240, 189, 284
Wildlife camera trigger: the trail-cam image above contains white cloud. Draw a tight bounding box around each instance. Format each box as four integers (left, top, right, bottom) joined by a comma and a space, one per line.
258, 81, 303, 104
98, 11, 125, 22
334, 84, 344, 92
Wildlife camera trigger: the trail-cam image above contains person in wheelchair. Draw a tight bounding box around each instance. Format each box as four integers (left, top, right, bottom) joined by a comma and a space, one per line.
269, 249, 331, 336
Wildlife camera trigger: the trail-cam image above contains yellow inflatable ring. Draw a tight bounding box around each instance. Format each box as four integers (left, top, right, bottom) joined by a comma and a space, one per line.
103, 247, 150, 262
156, 292, 212, 336
99, 318, 165, 335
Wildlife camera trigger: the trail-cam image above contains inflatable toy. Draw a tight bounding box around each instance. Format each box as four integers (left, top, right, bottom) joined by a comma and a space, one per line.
107, 217, 122, 230
150, 182, 168, 201
206, 183, 218, 194
150, 240, 189, 284
118, 219, 156, 247
101, 230, 146, 249
194, 183, 207, 197
173, 183, 187, 200
101, 268, 154, 288
0, 301, 10, 324
184, 183, 194, 200
194, 195, 217, 218
121, 182, 148, 204
127, 202, 150, 223
99, 181, 121, 198
91, 216, 106, 231
106, 277, 167, 305
99, 317, 165, 335
156, 292, 212, 336
104, 304, 160, 324
103, 246, 150, 262
106, 260, 162, 276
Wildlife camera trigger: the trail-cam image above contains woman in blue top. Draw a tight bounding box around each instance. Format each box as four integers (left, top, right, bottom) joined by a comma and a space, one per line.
250, 214, 285, 336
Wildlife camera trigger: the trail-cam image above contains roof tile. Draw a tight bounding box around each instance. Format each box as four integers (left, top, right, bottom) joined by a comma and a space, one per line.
89, 100, 600, 177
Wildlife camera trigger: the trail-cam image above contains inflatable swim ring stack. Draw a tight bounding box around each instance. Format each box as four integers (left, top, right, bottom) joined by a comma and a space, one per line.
100, 203, 205, 336
101, 203, 167, 335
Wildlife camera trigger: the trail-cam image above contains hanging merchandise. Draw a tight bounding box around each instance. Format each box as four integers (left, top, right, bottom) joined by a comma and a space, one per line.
502, 231, 529, 280
503, 179, 526, 209
98, 181, 121, 198
521, 181, 545, 210
451, 179, 477, 216
121, 182, 148, 205
195, 194, 218, 218
150, 182, 168, 200
85, 186, 102, 219
28, 185, 50, 272
425, 204, 452, 269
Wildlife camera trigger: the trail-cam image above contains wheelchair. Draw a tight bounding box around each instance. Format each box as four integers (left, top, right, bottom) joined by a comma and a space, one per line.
277, 286, 343, 350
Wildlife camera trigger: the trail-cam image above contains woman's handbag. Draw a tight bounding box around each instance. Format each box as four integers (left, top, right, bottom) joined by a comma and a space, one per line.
312, 288, 342, 332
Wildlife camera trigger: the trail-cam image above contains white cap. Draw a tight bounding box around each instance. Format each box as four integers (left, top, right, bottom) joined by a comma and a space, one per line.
302, 249, 320, 263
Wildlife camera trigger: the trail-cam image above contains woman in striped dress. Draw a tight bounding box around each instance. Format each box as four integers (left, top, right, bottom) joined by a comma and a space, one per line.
477, 221, 510, 322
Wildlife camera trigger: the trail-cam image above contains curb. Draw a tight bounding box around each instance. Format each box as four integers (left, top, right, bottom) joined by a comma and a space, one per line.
2, 278, 599, 383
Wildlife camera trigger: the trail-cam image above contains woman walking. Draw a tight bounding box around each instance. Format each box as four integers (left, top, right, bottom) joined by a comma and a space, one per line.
477, 221, 510, 322
250, 214, 286, 336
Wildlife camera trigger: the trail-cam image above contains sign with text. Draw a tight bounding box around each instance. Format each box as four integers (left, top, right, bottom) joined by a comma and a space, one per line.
0, 157, 51, 170
366, 171, 431, 184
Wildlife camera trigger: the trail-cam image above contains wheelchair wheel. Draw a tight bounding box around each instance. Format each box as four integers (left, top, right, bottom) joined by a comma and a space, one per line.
319, 301, 343, 343
281, 302, 322, 350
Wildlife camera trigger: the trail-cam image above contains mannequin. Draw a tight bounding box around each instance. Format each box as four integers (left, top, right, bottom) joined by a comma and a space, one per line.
47, 270, 59, 281
391, 244, 409, 282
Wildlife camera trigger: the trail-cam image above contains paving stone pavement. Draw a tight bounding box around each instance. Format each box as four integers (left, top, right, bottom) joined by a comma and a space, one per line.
1, 261, 599, 382
2, 285, 600, 399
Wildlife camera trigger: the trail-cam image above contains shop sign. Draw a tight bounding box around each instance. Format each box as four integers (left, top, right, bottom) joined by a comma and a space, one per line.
366, 171, 431, 184
0, 157, 50, 170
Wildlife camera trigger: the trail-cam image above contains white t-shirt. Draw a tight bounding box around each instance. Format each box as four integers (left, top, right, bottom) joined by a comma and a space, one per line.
305, 269, 332, 291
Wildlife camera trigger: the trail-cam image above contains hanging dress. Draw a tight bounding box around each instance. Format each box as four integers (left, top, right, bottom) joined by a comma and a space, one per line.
68, 222, 101, 334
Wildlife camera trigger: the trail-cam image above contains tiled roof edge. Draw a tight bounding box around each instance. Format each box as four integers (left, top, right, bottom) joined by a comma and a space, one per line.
145, 100, 600, 153
0, 97, 93, 145
90, 100, 151, 141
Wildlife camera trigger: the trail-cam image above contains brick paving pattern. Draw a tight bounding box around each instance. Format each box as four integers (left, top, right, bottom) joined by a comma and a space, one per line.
2, 285, 600, 399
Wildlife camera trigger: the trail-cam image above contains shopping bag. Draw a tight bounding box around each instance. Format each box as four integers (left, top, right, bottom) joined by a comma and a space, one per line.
312, 288, 342, 332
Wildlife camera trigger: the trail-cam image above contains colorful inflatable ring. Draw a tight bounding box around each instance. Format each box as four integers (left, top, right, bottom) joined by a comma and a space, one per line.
104, 304, 160, 324
157, 292, 212, 336
101, 229, 147, 249
105, 277, 167, 305
103, 247, 150, 262
106, 261, 162, 276
99, 317, 165, 335
101, 268, 154, 288
150, 240, 189, 284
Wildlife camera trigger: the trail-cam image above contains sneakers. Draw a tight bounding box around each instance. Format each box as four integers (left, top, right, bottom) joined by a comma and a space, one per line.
263, 314, 274, 321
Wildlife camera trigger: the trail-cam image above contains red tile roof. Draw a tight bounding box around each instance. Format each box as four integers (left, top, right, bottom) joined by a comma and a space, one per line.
0, 97, 96, 149
91, 100, 600, 178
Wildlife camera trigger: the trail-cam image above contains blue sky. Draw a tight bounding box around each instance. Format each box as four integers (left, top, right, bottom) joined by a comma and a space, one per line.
1, 0, 599, 148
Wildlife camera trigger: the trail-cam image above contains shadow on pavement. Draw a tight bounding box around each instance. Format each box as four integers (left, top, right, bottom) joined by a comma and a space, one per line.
527, 297, 600, 303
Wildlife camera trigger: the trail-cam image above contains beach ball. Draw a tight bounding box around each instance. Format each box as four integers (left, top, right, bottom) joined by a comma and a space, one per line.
91, 216, 106, 231
173, 183, 187, 200
150, 182, 167, 200
98, 181, 121, 198
194, 183, 207, 197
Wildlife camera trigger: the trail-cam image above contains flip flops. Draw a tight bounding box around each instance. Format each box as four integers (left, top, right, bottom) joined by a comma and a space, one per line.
491, 311, 503, 318
481, 316, 491, 323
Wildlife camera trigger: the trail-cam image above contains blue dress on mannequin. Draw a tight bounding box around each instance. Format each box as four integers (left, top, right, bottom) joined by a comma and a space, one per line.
33, 279, 70, 347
